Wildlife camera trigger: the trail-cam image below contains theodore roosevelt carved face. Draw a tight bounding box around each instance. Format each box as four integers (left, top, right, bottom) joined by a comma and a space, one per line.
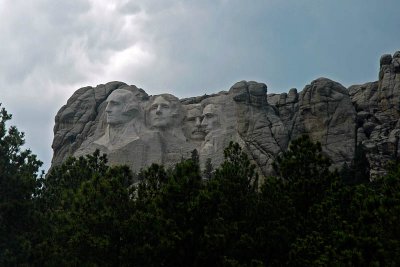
105, 89, 140, 126
183, 104, 206, 141
148, 94, 182, 129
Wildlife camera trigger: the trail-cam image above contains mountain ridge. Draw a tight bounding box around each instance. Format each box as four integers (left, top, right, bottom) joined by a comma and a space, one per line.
51, 51, 400, 179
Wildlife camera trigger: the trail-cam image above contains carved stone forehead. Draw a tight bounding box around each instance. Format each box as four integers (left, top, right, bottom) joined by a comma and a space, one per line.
186, 104, 202, 117
203, 104, 220, 114
150, 94, 181, 108
152, 95, 169, 105
107, 89, 135, 102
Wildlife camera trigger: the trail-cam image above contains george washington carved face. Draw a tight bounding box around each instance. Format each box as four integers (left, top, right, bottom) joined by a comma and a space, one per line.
105, 89, 140, 126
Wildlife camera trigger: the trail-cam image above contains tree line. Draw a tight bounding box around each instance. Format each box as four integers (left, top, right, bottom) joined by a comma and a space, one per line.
1, 104, 400, 266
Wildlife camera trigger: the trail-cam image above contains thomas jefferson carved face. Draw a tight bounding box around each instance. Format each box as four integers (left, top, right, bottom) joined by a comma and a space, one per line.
201, 104, 221, 134
105, 89, 140, 126
148, 95, 178, 129
183, 104, 206, 140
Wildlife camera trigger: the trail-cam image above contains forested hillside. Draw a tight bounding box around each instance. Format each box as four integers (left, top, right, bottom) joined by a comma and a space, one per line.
1, 105, 400, 266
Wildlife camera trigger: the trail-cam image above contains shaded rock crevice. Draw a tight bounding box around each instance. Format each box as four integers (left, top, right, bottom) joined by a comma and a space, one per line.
51, 51, 400, 179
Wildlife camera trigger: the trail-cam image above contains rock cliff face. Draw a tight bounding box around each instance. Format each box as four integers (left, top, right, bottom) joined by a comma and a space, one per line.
348, 51, 400, 177
51, 51, 400, 179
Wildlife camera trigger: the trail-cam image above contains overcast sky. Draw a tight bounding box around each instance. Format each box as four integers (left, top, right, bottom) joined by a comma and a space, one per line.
1, 0, 399, 171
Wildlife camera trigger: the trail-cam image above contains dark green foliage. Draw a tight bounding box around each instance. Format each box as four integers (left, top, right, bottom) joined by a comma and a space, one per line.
1, 106, 400, 267
352, 143, 370, 183
191, 148, 200, 165
68, 165, 135, 266
255, 175, 295, 265
203, 157, 213, 179
0, 105, 43, 266
120, 155, 200, 266
273, 135, 338, 214
34, 151, 139, 266
262, 135, 340, 265
196, 142, 259, 266
264, 135, 400, 266
340, 142, 370, 185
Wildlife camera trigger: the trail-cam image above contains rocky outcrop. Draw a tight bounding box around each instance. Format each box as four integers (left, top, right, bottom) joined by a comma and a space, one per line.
293, 78, 356, 168
52, 82, 147, 164
349, 51, 400, 178
51, 51, 400, 179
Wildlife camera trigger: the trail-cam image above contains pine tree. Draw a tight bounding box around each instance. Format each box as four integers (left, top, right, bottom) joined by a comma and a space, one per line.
271, 135, 342, 265
0, 104, 43, 265
196, 142, 260, 265
203, 157, 213, 179
273, 135, 338, 214
191, 148, 200, 165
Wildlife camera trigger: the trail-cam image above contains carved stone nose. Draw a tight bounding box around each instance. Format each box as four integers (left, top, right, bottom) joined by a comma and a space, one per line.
195, 117, 201, 126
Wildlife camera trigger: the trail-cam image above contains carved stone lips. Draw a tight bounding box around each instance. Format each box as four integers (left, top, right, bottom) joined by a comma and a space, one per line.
192, 128, 205, 134
192, 129, 206, 138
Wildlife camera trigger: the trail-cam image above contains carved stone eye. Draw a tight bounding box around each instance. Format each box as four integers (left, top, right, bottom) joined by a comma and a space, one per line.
161, 104, 169, 109
205, 113, 214, 119
109, 101, 121, 106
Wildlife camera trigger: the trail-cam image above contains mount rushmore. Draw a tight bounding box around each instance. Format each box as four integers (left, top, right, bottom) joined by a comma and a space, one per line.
51, 51, 400, 178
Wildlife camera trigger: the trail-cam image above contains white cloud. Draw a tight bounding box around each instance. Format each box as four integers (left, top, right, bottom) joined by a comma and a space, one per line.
105, 45, 155, 79
0, 0, 152, 170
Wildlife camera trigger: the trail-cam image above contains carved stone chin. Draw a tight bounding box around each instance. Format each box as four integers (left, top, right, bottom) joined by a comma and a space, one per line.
94, 124, 140, 151
191, 129, 206, 141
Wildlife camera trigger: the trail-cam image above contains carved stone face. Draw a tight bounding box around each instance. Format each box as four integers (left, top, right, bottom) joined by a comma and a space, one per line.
201, 104, 220, 134
105, 89, 139, 126
184, 105, 206, 140
148, 96, 175, 129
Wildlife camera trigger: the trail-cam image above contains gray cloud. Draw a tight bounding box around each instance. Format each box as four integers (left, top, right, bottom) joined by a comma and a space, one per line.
0, 0, 399, 171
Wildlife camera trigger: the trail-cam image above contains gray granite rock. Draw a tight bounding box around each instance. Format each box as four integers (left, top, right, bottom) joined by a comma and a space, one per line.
51, 51, 400, 180
290, 78, 356, 168
349, 51, 400, 178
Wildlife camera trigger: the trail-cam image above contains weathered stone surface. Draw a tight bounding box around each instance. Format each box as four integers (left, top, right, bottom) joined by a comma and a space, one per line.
348, 51, 400, 178
231, 81, 287, 176
51, 51, 400, 179
52, 81, 130, 165
291, 78, 356, 168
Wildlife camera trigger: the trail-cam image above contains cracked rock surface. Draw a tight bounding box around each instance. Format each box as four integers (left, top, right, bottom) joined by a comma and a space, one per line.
51, 51, 400, 179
